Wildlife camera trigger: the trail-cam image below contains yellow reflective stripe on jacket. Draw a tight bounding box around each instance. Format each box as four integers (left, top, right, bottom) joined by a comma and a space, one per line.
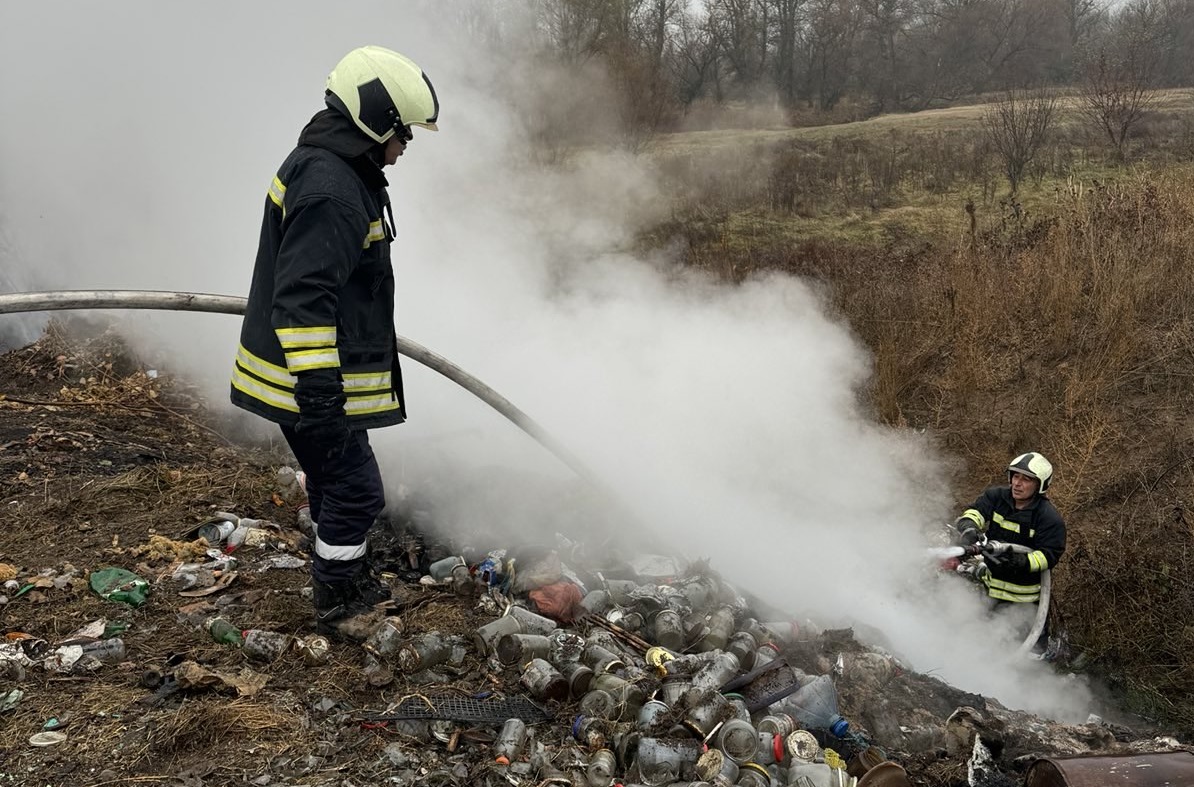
284, 348, 340, 373
268, 176, 286, 208
987, 586, 1041, 602
275, 326, 337, 349
985, 575, 1041, 593
1027, 550, 1048, 572
960, 509, 986, 531
343, 371, 391, 392
362, 220, 385, 249
237, 344, 295, 389
992, 512, 1020, 533
232, 367, 299, 413
345, 393, 400, 415
983, 574, 1041, 602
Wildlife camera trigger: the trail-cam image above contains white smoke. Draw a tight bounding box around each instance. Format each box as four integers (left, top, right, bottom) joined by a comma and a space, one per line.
0, 1, 1090, 720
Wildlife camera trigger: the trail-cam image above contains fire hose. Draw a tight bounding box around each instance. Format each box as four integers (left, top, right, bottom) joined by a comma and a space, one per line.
0, 289, 604, 490
929, 541, 1051, 658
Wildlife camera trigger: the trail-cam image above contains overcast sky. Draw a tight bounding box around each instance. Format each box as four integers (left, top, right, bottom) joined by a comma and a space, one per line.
0, 0, 1091, 720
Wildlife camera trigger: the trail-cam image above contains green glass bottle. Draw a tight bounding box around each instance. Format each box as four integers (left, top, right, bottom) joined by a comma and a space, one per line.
205, 617, 244, 646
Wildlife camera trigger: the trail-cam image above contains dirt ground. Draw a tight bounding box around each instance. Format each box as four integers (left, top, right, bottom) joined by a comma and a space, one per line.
0, 323, 1182, 787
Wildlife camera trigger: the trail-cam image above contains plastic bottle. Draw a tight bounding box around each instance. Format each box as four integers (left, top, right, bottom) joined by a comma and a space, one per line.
780, 674, 850, 737
206, 617, 244, 646
80, 638, 126, 663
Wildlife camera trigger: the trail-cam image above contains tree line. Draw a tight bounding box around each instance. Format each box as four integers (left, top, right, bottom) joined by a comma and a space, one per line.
515, 0, 1193, 127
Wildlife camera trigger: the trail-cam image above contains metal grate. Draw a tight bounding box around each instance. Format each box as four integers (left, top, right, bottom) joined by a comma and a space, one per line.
355, 694, 551, 724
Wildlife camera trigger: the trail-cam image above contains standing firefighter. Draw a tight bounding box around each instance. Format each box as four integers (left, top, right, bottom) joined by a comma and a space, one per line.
230, 46, 439, 639
954, 452, 1066, 649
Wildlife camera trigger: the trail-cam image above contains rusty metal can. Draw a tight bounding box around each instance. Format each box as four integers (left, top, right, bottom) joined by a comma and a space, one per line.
636, 699, 670, 731
548, 629, 587, 665
560, 661, 595, 698
473, 614, 522, 656
714, 718, 759, 764
633, 736, 703, 786
297, 635, 331, 666
591, 671, 646, 713
397, 632, 450, 673
364, 617, 405, 658
580, 688, 621, 721
507, 605, 558, 635
586, 748, 616, 787
583, 643, 626, 674
696, 748, 740, 783
497, 633, 552, 667
493, 718, 528, 764
785, 730, 822, 764
521, 657, 569, 702
241, 629, 291, 662
691, 651, 741, 691
651, 609, 685, 651
727, 631, 758, 671
757, 713, 796, 738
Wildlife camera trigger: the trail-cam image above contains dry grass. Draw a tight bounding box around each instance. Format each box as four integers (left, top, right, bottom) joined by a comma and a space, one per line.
661, 136, 1194, 726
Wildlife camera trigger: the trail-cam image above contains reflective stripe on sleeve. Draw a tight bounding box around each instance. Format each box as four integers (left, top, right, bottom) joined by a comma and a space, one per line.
268, 176, 286, 208
362, 219, 385, 248
284, 348, 340, 373
315, 536, 367, 562
960, 509, 986, 531
1027, 550, 1048, 572
275, 326, 337, 349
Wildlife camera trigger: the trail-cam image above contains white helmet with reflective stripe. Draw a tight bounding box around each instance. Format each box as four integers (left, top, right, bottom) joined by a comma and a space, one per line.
1008, 452, 1053, 493
326, 46, 439, 144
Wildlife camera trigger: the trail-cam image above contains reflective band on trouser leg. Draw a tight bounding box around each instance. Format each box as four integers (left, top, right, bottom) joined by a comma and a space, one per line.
315, 535, 367, 562
287, 431, 385, 584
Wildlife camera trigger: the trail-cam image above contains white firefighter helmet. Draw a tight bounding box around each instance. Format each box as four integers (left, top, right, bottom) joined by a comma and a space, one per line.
325, 46, 439, 144
1007, 452, 1053, 493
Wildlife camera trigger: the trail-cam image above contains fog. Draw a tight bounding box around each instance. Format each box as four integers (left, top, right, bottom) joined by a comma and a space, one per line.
0, 1, 1091, 720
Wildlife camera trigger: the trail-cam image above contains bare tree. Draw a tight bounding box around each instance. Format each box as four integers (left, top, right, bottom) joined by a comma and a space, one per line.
1077, 1, 1163, 158
982, 88, 1057, 194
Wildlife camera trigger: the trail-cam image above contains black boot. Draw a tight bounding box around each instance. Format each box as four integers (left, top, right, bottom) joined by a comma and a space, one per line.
353, 551, 392, 605
312, 579, 385, 642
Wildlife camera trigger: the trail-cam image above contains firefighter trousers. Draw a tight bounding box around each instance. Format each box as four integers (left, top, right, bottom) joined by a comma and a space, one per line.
281, 426, 385, 583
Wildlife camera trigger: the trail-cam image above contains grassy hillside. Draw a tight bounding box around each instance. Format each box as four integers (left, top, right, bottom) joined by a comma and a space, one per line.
647, 92, 1194, 728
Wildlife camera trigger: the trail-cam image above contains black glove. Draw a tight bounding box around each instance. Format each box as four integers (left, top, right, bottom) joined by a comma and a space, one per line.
955, 526, 982, 549
1003, 551, 1031, 572
293, 368, 351, 459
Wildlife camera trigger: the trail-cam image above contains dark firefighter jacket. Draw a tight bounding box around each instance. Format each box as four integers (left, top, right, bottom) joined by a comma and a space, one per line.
959, 486, 1066, 603
230, 109, 405, 430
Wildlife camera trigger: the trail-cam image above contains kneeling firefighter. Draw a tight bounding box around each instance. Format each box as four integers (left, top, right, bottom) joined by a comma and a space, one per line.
953, 452, 1066, 649
229, 46, 439, 639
